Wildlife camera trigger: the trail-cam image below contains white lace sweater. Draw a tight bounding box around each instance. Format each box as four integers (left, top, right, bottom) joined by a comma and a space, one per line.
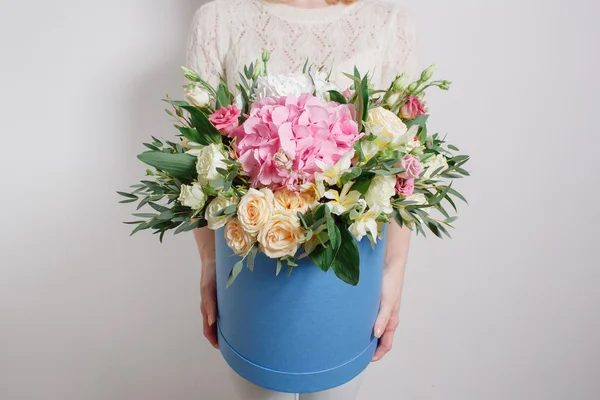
185, 0, 419, 91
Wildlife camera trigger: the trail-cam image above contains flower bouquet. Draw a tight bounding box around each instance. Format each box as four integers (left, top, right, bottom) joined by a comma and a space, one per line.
118, 51, 469, 392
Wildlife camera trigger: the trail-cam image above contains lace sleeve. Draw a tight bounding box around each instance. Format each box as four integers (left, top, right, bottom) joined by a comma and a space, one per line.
380, 9, 420, 86
185, 3, 227, 88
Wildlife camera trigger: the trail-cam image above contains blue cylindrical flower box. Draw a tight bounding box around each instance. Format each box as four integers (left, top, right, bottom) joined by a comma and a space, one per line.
215, 229, 386, 394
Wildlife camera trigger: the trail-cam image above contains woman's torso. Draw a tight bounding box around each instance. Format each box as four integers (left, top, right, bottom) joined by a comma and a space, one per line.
187, 0, 418, 90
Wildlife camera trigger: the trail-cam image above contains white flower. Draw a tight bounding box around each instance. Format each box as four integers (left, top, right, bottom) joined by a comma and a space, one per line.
360, 140, 380, 162
365, 107, 408, 149
315, 150, 354, 186
406, 193, 427, 205
311, 70, 338, 99
324, 182, 362, 215
254, 73, 314, 100
178, 183, 206, 210
194, 144, 228, 186
205, 195, 239, 230
364, 175, 396, 214
237, 188, 274, 236
185, 86, 211, 108
349, 204, 382, 242
257, 211, 306, 259
423, 154, 448, 179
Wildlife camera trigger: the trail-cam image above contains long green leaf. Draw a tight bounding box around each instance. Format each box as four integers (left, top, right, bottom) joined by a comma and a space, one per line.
331, 228, 360, 286
137, 152, 197, 181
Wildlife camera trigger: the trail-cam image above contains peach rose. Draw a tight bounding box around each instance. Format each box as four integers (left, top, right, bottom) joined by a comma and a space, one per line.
224, 218, 255, 255
274, 188, 312, 214
257, 212, 306, 259
237, 188, 274, 236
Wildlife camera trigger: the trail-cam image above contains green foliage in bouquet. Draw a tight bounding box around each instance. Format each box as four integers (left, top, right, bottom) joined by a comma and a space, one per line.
118, 51, 470, 286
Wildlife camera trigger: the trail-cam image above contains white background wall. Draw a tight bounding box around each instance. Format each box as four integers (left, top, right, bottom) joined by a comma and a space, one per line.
1, 0, 598, 399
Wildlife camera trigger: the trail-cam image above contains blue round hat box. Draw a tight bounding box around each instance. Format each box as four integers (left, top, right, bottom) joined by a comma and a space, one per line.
215, 228, 386, 394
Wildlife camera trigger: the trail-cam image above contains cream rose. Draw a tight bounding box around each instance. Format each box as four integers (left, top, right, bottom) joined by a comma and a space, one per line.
237, 188, 274, 236
224, 218, 255, 255
195, 144, 228, 186
274, 188, 312, 214
364, 175, 396, 214
257, 212, 306, 259
178, 183, 206, 210
185, 86, 211, 108
366, 107, 408, 149
423, 154, 449, 179
205, 195, 239, 230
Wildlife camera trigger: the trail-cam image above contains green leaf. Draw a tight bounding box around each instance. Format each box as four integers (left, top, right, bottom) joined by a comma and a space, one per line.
341, 167, 362, 185
447, 144, 460, 151
325, 209, 341, 251
276, 260, 283, 276
405, 114, 429, 129
247, 246, 258, 272
132, 213, 158, 218
215, 79, 232, 109
447, 188, 468, 204
148, 202, 170, 213
351, 175, 372, 195
177, 126, 203, 144
328, 90, 347, 104
181, 106, 222, 145
331, 228, 360, 286
158, 210, 175, 220
117, 191, 138, 199
137, 152, 197, 181
226, 260, 244, 288
308, 243, 335, 273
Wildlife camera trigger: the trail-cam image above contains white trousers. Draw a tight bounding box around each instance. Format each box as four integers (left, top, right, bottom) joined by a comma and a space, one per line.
229, 369, 364, 400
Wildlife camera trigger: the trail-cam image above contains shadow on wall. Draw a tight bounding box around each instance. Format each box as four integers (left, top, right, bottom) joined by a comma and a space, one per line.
118, 1, 236, 399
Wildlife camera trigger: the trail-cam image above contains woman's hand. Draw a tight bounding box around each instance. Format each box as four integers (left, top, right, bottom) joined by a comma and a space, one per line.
194, 228, 219, 349
200, 262, 219, 348
371, 221, 411, 362
372, 266, 405, 362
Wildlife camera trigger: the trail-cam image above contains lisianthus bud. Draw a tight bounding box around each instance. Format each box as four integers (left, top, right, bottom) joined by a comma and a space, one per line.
181, 66, 200, 82
406, 82, 419, 94
440, 80, 452, 90
252, 60, 265, 79
383, 92, 401, 107
392, 73, 408, 91
262, 49, 270, 63
420, 64, 436, 82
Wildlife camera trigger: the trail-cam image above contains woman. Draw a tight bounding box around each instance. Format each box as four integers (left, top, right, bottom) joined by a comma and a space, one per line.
186, 0, 417, 398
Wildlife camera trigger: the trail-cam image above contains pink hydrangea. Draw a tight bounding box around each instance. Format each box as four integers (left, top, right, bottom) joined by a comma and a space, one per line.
233, 94, 360, 189
209, 105, 241, 136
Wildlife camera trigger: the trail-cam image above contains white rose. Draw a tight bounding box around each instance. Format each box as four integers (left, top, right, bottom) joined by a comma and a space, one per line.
195, 144, 228, 186
205, 195, 239, 230
257, 212, 306, 259
237, 188, 274, 236
406, 193, 427, 205
178, 183, 206, 210
423, 154, 448, 179
225, 218, 255, 255
254, 73, 314, 100
185, 86, 211, 108
364, 175, 396, 214
366, 107, 408, 149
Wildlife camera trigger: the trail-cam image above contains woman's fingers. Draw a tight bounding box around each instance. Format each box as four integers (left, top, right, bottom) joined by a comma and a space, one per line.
202, 288, 218, 327
201, 301, 219, 349
372, 314, 399, 362
373, 299, 393, 338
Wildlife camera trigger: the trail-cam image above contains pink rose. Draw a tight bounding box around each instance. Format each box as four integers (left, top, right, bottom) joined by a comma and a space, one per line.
342, 88, 355, 101
400, 96, 427, 120
401, 154, 423, 179
395, 177, 415, 197
209, 105, 241, 136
